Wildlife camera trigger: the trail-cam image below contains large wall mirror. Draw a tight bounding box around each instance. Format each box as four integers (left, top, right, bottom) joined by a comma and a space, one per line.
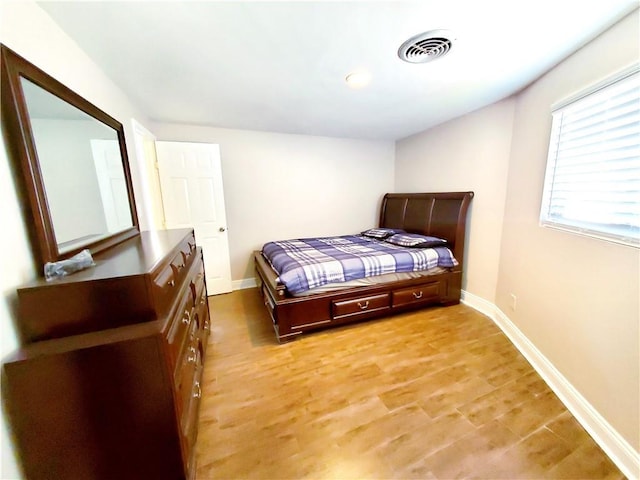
1, 45, 139, 271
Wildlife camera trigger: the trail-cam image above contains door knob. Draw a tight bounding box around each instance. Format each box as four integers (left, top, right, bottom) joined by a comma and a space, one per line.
219, 227, 226, 232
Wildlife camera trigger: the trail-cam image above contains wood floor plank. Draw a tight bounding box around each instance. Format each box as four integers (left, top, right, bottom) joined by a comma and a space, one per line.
195, 289, 623, 479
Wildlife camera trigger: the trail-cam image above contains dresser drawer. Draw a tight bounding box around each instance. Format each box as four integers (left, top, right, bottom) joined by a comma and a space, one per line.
152, 234, 198, 317
332, 293, 390, 320
171, 235, 198, 288
188, 363, 203, 438
195, 289, 210, 357
182, 362, 203, 465
151, 264, 180, 318
175, 321, 203, 463
190, 259, 205, 306
166, 285, 196, 372
182, 358, 202, 431
176, 320, 200, 415
392, 281, 442, 307
178, 233, 198, 271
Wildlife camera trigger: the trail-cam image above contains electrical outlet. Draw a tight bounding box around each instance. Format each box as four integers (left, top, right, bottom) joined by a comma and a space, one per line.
510, 293, 517, 311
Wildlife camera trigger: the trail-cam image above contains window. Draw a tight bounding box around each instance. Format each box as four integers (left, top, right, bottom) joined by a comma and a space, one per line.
540, 65, 640, 248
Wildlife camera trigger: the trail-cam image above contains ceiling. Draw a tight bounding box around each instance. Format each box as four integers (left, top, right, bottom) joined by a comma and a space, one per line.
38, 1, 638, 141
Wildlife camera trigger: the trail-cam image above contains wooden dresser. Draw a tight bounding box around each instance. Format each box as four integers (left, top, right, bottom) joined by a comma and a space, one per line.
1, 228, 209, 479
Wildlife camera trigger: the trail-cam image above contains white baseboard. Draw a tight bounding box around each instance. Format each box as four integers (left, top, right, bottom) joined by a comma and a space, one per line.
232, 277, 257, 291
461, 290, 639, 480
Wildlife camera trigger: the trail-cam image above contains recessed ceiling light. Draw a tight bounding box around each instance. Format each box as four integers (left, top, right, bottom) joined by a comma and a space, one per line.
345, 71, 371, 89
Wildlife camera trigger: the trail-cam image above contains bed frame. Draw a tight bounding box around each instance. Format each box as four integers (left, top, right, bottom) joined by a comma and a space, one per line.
254, 191, 474, 342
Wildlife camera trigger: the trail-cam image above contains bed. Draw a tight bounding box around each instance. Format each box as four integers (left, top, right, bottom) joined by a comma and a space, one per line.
254, 191, 474, 342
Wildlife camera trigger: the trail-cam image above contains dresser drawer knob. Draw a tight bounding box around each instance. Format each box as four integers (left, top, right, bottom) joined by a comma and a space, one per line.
193, 381, 202, 399
182, 310, 191, 325
413, 291, 423, 299
187, 353, 197, 364
167, 279, 175, 287
204, 321, 210, 332
357, 301, 369, 310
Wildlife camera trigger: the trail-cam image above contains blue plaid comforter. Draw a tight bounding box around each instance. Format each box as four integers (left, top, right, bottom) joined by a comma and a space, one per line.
262, 235, 457, 294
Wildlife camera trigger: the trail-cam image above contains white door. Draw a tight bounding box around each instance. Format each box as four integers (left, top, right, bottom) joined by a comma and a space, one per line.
90, 139, 132, 232
131, 118, 164, 231
155, 141, 232, 295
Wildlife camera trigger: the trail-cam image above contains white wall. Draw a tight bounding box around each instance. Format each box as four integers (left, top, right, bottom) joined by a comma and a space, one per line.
395, 98, 515, 300
149, 123, 395, 280
496, 10, 639, 450
0, 1, 153, 477
394, 8, 639, 458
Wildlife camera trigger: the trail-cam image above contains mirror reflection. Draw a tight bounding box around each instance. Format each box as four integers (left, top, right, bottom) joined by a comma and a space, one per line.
21, 78, 134, 254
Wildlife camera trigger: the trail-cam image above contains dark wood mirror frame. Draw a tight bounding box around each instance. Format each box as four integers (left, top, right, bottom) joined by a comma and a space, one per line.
1, 44, 139, 272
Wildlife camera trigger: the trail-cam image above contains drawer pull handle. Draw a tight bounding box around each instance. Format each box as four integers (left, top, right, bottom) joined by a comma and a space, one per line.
194, 381, 202, 399
204, 321, 210, 332
413, 291, 423, 299
167, 279, 175, 287
187, 352, 197, 364
182, 310, 191, 325
357, 301, 369, 310
200, 297, 206, 306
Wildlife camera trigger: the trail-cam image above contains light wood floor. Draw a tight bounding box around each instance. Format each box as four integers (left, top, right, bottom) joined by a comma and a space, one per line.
195, 289, 623, 480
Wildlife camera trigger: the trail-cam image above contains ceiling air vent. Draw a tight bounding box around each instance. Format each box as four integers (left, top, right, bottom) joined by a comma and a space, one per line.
398, 29, 455, 64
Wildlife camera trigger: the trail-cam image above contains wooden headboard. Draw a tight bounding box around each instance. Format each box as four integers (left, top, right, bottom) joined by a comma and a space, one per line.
379, 192, 474, 267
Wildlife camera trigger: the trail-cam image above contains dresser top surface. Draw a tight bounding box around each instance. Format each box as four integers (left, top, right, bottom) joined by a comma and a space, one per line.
20, 229, 193, 290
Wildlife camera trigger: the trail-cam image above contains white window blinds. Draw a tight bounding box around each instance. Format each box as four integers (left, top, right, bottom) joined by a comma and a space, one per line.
540, 66, 640, 247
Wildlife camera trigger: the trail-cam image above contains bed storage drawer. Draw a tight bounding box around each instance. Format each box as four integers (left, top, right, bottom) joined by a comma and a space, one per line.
261, 284, 277, 325
332, 293, 390, 320
392, 281, 442, 307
